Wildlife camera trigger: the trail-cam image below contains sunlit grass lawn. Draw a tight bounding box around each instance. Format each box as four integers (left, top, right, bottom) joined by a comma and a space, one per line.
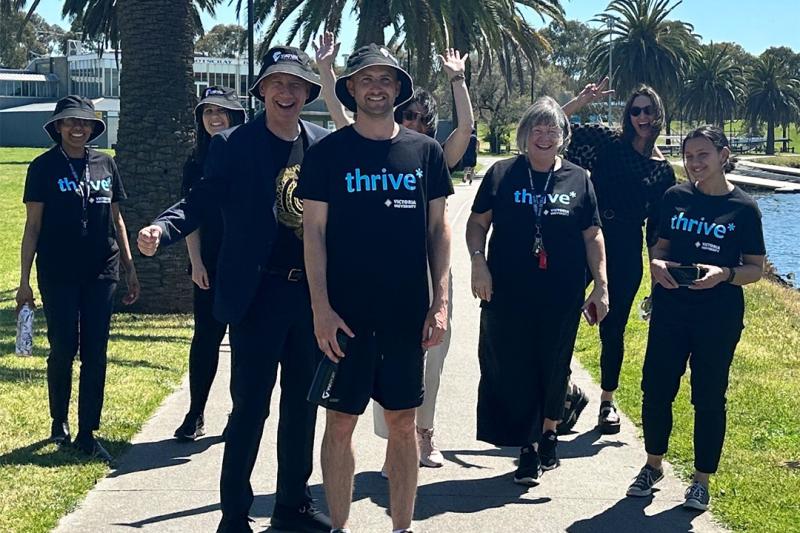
0, 148, 192, 533
574, 262, 800, 532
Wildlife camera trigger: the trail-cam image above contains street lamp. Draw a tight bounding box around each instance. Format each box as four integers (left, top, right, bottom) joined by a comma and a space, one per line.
247, 0, 255, 118
605, 15, 615, 127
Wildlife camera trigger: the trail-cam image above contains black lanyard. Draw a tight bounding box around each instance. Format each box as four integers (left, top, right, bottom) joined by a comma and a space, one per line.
527, 163, 555, 269
60, 147, 91, 237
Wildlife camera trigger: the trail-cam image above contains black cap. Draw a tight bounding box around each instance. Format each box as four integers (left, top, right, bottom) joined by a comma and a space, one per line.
43, 95, 106, 143
335, 44, 414, 112
194, 86, 246, 123
249, 46, 322, 104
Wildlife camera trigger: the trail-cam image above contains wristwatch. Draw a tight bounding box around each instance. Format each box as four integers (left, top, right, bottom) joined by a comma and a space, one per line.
471, 249, 484, 258
450, 73, 466, 83
726, 267, 736, 283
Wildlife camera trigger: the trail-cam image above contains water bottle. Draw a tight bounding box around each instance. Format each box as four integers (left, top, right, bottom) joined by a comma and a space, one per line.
15, 303, 34, 356
307, 331, 348, 408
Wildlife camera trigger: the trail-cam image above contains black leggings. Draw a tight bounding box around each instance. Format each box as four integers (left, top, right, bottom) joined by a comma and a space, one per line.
598, 223, 644, 392
187, 281, 228, 417
641, 284, 744, 474
39, 277, 117, 433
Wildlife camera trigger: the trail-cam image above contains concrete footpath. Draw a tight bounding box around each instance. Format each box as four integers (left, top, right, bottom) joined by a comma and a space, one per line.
54, 182, 727, 533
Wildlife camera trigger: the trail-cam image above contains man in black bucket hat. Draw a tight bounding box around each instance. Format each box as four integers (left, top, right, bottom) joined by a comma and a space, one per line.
138, 46, 331, 533
298, 44, 453, 533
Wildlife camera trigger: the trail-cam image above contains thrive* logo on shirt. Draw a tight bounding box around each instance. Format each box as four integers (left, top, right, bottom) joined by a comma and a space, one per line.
345, 167, 422, 193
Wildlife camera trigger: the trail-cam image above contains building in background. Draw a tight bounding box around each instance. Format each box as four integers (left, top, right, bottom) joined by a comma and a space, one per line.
0, 41, 336, 147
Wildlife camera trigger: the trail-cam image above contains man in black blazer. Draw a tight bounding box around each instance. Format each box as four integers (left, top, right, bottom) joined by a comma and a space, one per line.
138, 47, 332, 533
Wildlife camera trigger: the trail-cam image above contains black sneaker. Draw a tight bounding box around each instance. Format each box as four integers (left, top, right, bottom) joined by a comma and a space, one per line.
538, 430, 560, 471
513, 445, 542, 486
73, 433, 115, 466
556, 384, 589, 435
597, 400, 621, 434
174, 413, 205, 441
683, 481, 710, 511
626, 464, 664, 497
270, 501, 331, 532
50, 420, 71, 446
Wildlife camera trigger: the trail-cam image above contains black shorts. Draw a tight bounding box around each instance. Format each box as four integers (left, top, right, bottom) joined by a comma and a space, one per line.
323, 323, 425, 415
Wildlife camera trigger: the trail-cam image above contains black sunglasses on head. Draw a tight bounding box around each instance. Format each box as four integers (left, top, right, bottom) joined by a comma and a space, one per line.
630, 105, 654, 117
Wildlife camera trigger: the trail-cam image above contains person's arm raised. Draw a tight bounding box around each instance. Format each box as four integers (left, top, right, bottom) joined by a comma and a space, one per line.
313, 31, 352, 130
440, 49, 475, 169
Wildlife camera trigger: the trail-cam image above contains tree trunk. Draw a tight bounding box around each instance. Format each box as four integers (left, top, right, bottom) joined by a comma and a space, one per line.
117, 0, 195, 313
766, 117, 775, 155
354, 0, 391, 47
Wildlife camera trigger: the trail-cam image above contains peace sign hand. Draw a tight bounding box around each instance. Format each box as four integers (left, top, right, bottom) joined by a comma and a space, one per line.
577, 77, 615, 105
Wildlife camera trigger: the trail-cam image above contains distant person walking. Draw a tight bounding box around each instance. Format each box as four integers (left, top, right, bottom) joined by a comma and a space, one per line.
627, 126, 765, 511
560, 81, 676, 434
16, 95, 140, 464
462, 129, 478, 185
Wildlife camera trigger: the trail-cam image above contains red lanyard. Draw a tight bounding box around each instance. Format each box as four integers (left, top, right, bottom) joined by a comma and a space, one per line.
527, 164, 554, 270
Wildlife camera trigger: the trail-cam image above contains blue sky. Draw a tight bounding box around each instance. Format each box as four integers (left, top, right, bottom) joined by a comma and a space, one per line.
37, 0, 800, 58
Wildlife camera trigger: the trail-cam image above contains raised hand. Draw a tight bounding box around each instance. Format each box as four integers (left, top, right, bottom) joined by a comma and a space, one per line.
438, 48, 468, 81
313, 31, 340, 70
577, 77, 615, 105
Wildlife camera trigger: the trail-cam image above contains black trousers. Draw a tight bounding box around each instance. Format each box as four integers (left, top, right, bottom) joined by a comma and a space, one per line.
598, 222, 644, 392
38, 277, 117, 433
641, 284, 744, 474
219, 274, 320, 523
187, 280, 228, 417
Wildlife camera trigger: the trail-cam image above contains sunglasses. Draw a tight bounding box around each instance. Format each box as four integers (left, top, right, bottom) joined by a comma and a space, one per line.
630, 105, 654, 117
402, 110, 425, 123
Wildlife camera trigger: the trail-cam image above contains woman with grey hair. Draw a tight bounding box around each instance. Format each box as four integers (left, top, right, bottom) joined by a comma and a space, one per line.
466, 96, 609, 484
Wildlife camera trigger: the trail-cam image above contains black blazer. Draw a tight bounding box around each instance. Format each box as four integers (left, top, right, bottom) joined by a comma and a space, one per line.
154, 114, 329, 324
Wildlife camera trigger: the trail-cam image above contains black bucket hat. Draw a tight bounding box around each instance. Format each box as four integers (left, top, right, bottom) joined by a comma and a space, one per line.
249, 46, 321, 104
335, 44, 414, 112
43, 95, 106, 143
194, 86, 246, 124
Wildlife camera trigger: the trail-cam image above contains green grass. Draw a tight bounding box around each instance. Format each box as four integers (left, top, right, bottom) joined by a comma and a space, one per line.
0, 148, 192, 533
752, 156, 800, 169
574, 263, 800, 533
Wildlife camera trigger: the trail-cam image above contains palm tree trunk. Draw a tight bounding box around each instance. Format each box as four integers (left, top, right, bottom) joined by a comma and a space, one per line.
355, 0, 391, 47
766, 117, 776, 155
117, 0, 196, 312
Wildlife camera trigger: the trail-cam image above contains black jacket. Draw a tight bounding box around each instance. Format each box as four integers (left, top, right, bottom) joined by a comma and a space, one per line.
154, 114, 329, 324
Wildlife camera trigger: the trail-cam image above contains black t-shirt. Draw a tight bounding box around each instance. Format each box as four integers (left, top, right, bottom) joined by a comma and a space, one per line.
181, 154, 223, 273
472, 156, 601, 310
23, 146, 126, 282
658, 182, 766, 267
297, 125, 453, 323
265, 128, 307, 270
566, 123, 675, 246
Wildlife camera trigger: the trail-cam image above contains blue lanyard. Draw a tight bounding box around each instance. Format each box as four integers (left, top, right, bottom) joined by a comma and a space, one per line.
60, 147, 91, 237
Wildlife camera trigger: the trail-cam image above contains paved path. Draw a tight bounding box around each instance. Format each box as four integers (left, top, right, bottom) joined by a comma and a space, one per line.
54, 183, 727, 533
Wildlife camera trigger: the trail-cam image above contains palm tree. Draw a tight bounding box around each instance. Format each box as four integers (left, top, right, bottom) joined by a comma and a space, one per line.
235, 0, 563, 92
681, 43, 744, 126
55, 0, 220, 312
587, 0, 696, 101
745, 55, 800, 155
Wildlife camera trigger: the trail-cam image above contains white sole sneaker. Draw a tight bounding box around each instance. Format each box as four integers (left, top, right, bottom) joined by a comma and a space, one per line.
683, 498, 709, 511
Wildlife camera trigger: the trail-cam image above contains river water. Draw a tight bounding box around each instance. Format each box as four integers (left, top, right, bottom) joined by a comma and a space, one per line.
753, 192, 800, 283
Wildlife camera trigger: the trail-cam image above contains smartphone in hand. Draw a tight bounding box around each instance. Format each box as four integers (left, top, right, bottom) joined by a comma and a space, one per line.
583, 302, 598, 326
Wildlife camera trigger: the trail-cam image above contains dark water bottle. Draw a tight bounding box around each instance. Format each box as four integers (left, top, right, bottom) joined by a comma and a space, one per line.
307, 331, 348, 407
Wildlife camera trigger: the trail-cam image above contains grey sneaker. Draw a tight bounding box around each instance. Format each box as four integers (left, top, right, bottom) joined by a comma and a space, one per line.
626, 464, 664, 497
683, 481, 710, 511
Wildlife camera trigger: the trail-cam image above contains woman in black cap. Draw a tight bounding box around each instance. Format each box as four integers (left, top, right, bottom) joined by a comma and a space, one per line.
559, 81, 676, 435
16, 95, 139, 463
173, 86, 246, 442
